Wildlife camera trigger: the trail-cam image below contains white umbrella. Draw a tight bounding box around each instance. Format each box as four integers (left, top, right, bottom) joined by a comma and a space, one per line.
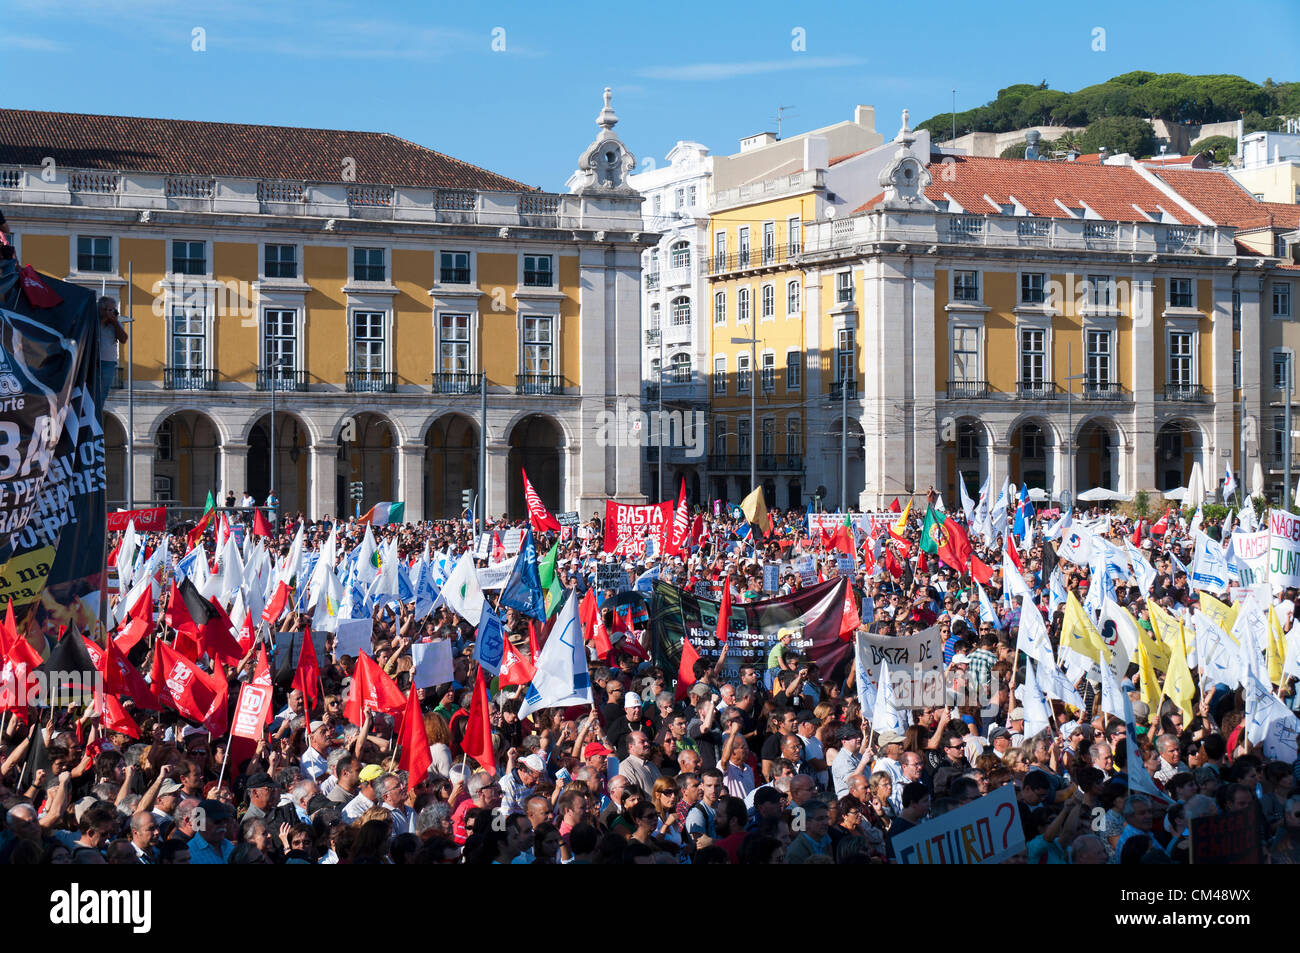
1027, 487, 1048, 502
1250, 461, 1265, 499
1163, 486, 1187, 501
1186, 460, 1205, 505
1076, 487, 1130, 502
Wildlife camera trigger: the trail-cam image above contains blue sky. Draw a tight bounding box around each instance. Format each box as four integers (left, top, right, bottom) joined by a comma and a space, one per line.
3, 0, 1297, 191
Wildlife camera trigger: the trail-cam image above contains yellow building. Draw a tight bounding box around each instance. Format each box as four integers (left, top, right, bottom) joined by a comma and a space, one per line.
0, 95, 650, 520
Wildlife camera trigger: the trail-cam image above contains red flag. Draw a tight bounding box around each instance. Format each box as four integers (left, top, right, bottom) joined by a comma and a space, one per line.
491, 531, 506, 563
0, 600, 17, 655
1131, 519, 1145, 545
833, 525, 856, 556
522, 468, 561, 533
667, 479, 690, 556
81, 635, 105, 671
937, 519, 972, 573
231, 682, 274, 741
527, 619, 541, 662
838, 579, 861, 640
103, 633, 156, 710
261, 580, 292, 626
342, 651, 405, 727
235, 609, 257, 655
100, 693, 140, 739
1151, 509, 1170, 536
860, 535, 876, 575
18, 265, 63, 308
715, 575, 732, 644
1, 635, 43, 717
884, 546, 904, 579
675, 636, 701, 701
579, 589, 613, 660
461, 669, 496, 772
690, 514, 705, 547
151, 641, 224, 731
186, 511, 214, 552
254, 644, 274, 725
116, 585, 155, 653
498, 640, 537, 687
888, 498, 901, 514
1005, 533, 1025, 575
969, 553, 994, 585
292, 627, 320, 711
252, 508, 273, 538
917, 550, 929, 574
398, 682, 432, 791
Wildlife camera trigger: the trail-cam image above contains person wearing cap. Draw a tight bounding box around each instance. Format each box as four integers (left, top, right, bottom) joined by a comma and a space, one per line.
607, 691, 643, 758
501, 750, 546, 814
988, 726, 1013, 757
188, 799, 236, 864
831, 724, 869, 798
1007, 707, 1026, 746
301, 720, 332, 782
342, 764, 384, 823
143, 766, 184, 832
582, 741, 613, 792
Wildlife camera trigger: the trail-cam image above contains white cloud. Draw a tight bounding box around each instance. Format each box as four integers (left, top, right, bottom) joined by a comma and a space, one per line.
638, 55, 867, 81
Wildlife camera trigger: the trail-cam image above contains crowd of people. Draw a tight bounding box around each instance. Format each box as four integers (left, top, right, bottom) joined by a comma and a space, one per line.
1, 484, 1298, 866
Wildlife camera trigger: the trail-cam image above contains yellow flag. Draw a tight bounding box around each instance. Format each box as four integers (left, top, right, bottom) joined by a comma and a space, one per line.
1136, 639, 1162, 717
740, 485, 768, 532
1198, 592, 1240, 635
891, 498, 912, 537
1135, 619, 1172, 672
1161, 630, 1196, 724
1062, 592, 1107, 663
1267, 605, 1286, 687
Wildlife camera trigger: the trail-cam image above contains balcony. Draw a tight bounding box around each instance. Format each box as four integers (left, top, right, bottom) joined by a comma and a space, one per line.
431, 372, 482, 395
439, 268, 471, 285
1164, 383, 1209, 402
1017, 381, 1059, 399
645, 272, 660, 290
829, 380, 857, 401
707, 453, 804, 472
523, 270, 554, 288
516, 374, 564, 396
256, 368, 308, 392
703, 243, 798, 276
346, 370, 396, 393
1081, 381, 1127, 401
946, 380, 989, 399
163, 367, 217, 390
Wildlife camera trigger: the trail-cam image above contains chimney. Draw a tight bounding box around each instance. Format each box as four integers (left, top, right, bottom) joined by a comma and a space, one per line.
1024, 129, 1041, 160
803, 135, 829, 172
854, 105, 875, 129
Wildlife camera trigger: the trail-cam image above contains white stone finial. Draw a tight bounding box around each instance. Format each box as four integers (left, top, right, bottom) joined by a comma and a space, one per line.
900, 108, 911, 136
598, 87, 618, 130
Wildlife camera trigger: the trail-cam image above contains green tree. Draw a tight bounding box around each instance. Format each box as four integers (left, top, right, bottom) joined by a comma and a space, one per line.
1077, 116, 1157, 158
1190, 135, 1236, 164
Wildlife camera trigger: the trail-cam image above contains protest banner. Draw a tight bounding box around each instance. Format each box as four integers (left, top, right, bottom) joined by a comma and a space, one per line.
1232, 530, 1270, 587
474, 533, 490, 560
1191, 805, 1263, 864
411, 640, 454, 689
556, 511, 580, 528
477, 556, 516, 590
604, 500, 672, 556
597, 561, 629, 593
333, 619, 373, 659
793, 554, 817, 586
651, 577, 852, 682
106, 507, 167, 533
502, 528, 524, 555
763, 564, 780, 593
855, 627, 944, 708
893, 785, 1024, 864
1269, 509, 1300, 588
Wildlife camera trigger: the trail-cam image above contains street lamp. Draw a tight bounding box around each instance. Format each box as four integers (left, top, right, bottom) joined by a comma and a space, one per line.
269, 357, 291, 519
1063, 342, 1087, 506
731, 335, 758, 491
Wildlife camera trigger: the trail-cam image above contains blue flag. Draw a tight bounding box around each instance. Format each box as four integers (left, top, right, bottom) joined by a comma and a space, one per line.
474, 601, 506, 676
499, 527, 546, 619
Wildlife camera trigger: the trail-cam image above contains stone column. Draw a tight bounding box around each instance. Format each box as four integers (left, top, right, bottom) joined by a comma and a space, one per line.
988, 442, 1012, 498
310, 442, 339, 520
486, 445, 509, 521
1130, 274, 1157, 490
132, 440, 156, 504
220, 442, 249, 504
397, 444, 424, 523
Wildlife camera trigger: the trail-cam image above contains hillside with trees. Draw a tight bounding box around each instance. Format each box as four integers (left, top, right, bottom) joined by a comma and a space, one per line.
920, 72, 1300, 143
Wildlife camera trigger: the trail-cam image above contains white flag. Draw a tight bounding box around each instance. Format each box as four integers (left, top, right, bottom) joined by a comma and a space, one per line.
442, 549, 484, 626
519, 591, 592, 719
1244, 671, 1300, 762
1015, 599, 1056, 669
1019, 659, 1053, 738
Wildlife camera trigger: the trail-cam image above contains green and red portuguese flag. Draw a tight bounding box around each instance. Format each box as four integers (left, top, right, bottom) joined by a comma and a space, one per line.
186, 491, 216, 550
920, 505, 972, 574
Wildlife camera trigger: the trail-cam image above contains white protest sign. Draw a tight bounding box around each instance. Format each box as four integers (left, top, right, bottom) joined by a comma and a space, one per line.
411, 640, 455, 689
333, 618, 373, 659
1232, 530, 1270, 588
1269, 509, 1300, 588
477, 556, 517, 590
855, 626, 943, 708
893, 785, 1025, 865
502, 528, 524, 555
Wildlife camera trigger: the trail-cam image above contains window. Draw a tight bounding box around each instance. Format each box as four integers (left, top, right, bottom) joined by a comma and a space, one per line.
957, 423, 980, 460
524, 255, 553, 287
738, 287, 751, 323
649, 357, 660, 383
440, 251, 470, 284
952, 327, 980, 382
786, 279, 800, 315
687, 185, 696, 208
787, 218, 801, 256
670, 352, 692, 383
1021, 423, 1045, 459
714, 419, 728, 456
738, 228, 750, 266
439, 313, 471, 374
737, 352, 751, 394
1275, 415, 1286, 459
836, 328, 855, 383
761, 284, 775, 320
1020, 272, 1045, 304
353, 247, 385, 282
671, 297, 690, 327
156, 421, 173, 462
649, 303, 661, 331
1020, 329, 1046, 386
1274, 352, 1293, 392
1087, 274, 1113, 308
262, 309, 297, 374
737, 418, 751, 457
171, 305, 206, 369
1086, 329, 1111, 385
1233, 349, 1241, 390
1169, 277, 1193, 309
172, 240, 206, 275
1277, 235, 1289, 259
264, 244, 297, 279
953, 270, 978, 302
653, 195, 662, 216
523, 316, 553, 374
715, 232, 726, 269
352, 311, 386, 373
1168, 331, 1193, 385
670, 242, 690, 270
762, 222, 775, 265
714, 291, 726, 325
836, 271, 853, 304
786, 350, 802, 390
1275, 281, 1292, 317
761, 352, 775, 392
1232, 290, 1241, 331
675, 188, 684, 209
77, 236, 112, 273
714, 356, 727, 395
786, 417, 801, 456
761, 418, 775, 455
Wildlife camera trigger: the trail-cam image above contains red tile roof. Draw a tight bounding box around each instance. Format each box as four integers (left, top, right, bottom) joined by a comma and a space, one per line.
1147, 168, 1288, 231
829, 151, 866, 166
919, 155, 1188, 223
853, 192, 885, 214
0, 107, 533, 192
1140, 154, 1208, 169
1072, 153, 1102, 164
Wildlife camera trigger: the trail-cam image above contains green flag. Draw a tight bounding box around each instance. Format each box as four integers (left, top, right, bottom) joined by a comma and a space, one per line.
537, 540, 564, 618
920, 505, 945, 556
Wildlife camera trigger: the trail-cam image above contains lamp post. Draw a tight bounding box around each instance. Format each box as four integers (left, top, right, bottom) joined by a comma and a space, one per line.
126, 261, 134, 509
731, 334, 758, 491
1062, 342, 1087, 506
269, 357, 290, 517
